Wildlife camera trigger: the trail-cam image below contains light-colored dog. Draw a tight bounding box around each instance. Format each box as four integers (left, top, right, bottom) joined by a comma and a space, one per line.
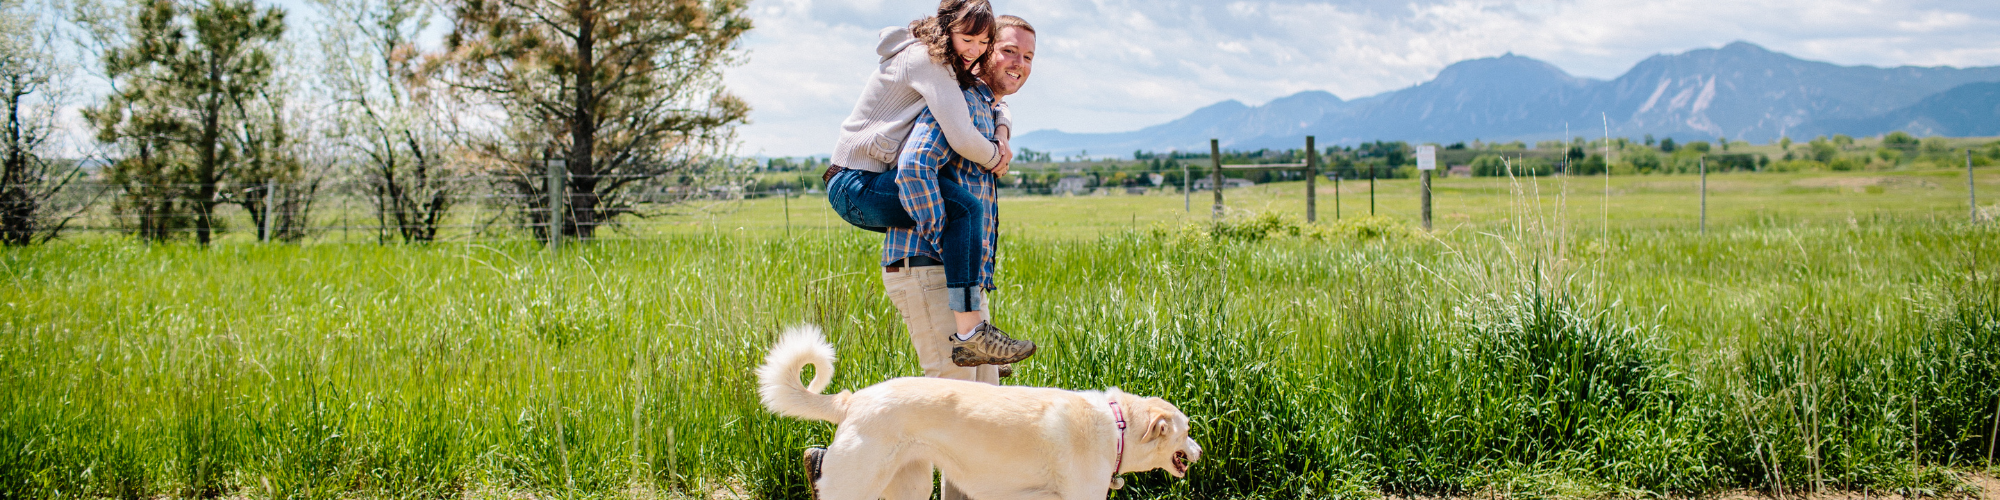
757, 326, 1201, 500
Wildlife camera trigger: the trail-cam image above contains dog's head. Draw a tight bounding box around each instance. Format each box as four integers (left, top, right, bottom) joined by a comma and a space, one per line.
1124, 395, 1201, 478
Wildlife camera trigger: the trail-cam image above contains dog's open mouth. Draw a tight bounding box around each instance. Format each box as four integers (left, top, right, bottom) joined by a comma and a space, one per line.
1172, 450, 1191, 475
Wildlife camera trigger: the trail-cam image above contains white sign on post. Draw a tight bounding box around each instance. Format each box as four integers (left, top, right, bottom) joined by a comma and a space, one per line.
1416, 145, 1437, 170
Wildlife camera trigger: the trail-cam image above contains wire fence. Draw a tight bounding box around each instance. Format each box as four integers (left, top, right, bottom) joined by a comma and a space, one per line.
20, 164, 1995, 246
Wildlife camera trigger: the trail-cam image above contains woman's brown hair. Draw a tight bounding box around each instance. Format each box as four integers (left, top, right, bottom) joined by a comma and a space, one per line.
908, 0, 995, 89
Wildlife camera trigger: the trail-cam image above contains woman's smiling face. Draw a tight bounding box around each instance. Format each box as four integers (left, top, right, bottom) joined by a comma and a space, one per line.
950, 28, 991, 71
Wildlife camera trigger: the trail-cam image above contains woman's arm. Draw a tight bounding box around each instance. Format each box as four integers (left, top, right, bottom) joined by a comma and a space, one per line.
902, 48, 1003, 170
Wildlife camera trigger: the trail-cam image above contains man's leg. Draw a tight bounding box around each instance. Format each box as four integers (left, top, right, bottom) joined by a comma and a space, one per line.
882, 265, 994, 500
883, 266, 978, 381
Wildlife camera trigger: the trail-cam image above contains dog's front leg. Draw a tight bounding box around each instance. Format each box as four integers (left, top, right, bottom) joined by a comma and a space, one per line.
881, 459, 934, 500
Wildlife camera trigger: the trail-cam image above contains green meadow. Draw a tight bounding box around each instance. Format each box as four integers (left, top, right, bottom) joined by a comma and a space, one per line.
2, 168, 1997, 499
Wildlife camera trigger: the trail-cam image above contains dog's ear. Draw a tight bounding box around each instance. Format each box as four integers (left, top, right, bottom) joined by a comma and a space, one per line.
1141, 404, 1172, 442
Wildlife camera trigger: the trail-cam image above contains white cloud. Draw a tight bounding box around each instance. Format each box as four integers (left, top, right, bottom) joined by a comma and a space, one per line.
725, 0, 2000, 156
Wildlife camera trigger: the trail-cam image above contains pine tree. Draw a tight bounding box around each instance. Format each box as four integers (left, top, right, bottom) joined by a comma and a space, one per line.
83, 0, 286, 244
429, 0, 751, 239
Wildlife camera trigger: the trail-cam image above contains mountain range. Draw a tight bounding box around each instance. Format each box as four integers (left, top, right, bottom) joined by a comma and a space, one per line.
1014, 42, 2000, 154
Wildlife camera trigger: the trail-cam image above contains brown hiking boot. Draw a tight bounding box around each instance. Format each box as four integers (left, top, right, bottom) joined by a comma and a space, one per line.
950, 322, 1036, 367
997, 363, 1014, 378
802, 447, 825, 500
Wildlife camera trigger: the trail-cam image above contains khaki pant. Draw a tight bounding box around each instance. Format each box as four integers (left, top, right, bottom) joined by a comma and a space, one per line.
880, 265, 996, 500
882, 266, 999, 384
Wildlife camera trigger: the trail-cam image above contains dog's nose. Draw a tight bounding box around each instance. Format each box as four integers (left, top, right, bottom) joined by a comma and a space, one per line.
1187, 439, 1203, 461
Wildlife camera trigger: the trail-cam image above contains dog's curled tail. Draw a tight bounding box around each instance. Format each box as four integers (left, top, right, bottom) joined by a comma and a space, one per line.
757, 325, 850, 423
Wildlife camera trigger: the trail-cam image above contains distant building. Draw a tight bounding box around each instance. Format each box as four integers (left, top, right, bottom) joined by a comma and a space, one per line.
1126, 186, 1148, 195
1147, 173, 1164, 186
1192, 178, 1254, 190
1448, 165, 1471, 178
1053, 176, 1091, 195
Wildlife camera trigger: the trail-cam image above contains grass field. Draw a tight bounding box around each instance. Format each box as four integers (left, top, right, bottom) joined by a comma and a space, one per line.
3, 168, 1998, 499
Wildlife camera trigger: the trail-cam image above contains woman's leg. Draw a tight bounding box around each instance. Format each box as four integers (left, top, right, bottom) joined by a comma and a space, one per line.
827, 169, 908, 232
933, 178, 990, 335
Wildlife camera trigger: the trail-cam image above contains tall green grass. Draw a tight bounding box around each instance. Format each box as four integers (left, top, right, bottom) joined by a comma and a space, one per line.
1, 213, 1995, 498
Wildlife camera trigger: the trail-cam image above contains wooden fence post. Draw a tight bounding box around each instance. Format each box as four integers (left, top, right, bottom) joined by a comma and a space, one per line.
1369, 163, 1377, 216
1306, 136, 1317, 223
1210, 139, 1223, 221
1421, 168, 1432, 231
548, 158, 565, 252
1700, 156, 1708, 234
1972, 149, 1979, 223
262, 180, 275, 242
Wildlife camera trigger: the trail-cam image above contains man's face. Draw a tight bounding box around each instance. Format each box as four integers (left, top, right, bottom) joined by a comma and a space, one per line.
986, 26, 1035, 97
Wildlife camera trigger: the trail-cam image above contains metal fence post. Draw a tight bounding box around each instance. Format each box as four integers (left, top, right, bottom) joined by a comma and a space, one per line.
548, 158, 566, 251
1972, 149, 1980, 223
1183, 160, 1190, 213
1305, 136, 1317, 223
1700, 156, 1708, 234
1210, 139, 1223, 221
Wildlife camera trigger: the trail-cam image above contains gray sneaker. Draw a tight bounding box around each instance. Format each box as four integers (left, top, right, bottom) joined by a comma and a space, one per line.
950, 322, 1036, 367
802, 447, 825, 500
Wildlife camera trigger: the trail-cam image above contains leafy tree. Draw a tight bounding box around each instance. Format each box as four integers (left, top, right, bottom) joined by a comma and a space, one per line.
1658, 137, 1676, 153
430, 0, 752, 239
1807, 136, 1839, 162
1883, 131, 1918, 151
318, 0, 452, 242
1, 0, 94, 245
1470, 154, 1550, 177
1571, 153, 1606, 175
1778, 136, 1792, 151
81, 0, 287, 244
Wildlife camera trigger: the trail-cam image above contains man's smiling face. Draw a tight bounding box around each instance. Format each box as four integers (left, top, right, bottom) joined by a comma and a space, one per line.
987, 26, 1035, 97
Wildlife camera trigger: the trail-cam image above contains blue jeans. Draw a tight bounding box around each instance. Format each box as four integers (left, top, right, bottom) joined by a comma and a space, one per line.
827, 168, 987, 312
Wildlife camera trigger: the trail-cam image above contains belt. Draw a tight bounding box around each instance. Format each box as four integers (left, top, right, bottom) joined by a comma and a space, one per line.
884, 256, 942, 272
822, 165, 847, 183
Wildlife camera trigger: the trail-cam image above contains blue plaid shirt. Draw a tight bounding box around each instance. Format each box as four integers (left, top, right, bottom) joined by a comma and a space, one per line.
882, 84, 1000, 291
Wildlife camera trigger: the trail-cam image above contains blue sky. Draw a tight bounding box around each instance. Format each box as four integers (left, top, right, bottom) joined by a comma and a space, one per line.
723, 0, 2000, 157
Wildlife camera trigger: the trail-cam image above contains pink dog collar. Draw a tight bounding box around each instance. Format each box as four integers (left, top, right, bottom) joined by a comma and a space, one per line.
1108, 399, 1127, 485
